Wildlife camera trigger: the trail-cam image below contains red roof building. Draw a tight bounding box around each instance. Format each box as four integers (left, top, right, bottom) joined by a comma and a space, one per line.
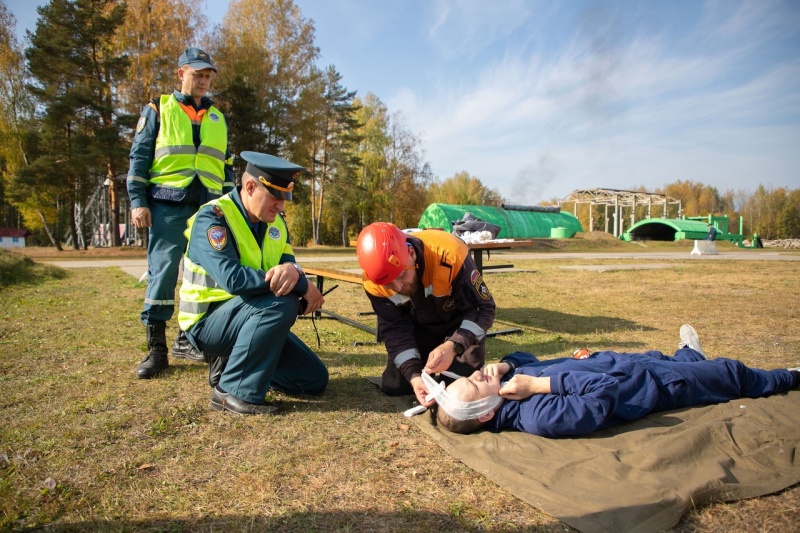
0, 228, 30, 248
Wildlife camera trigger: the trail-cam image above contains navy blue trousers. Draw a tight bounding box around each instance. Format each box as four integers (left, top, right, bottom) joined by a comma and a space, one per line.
186, 293, 328, 404
586, 348, 795, 414
141, 202, 197, 324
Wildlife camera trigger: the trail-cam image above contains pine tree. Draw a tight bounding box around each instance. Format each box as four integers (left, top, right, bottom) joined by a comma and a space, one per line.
0, 3, 36, 231
295, 65, 360, 244
24, 0, 129, 248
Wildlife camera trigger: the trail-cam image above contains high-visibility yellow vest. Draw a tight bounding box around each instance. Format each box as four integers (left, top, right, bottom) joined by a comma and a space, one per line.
150, 94, 227, 195
178, 194, 293, 331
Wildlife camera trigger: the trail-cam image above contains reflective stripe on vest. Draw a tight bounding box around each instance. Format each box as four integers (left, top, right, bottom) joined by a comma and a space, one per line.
178, 195, 294, 331
150, 94, 227, 195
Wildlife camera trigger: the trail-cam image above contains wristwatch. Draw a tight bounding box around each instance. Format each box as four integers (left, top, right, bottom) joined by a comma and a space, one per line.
291, 263, 305, 275
452, 341, 465, 355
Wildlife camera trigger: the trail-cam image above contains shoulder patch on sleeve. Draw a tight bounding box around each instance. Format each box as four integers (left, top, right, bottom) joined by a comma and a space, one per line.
136, 116, 146, 133
207, 226, 228, 251
471, 270, 492, 300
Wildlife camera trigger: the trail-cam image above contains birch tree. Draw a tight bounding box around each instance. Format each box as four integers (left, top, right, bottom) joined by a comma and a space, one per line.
352, 93, 390, 226
296, 65, 359, 244
0, 3, 39, 232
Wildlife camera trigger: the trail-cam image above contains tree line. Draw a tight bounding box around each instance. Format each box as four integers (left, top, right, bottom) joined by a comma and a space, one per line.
660, 181, 800, 240
0, 0, 797, 249
556, 181, 800, 240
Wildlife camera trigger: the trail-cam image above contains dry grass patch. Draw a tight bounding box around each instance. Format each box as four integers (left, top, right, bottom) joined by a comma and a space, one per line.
1, 251, 798, 532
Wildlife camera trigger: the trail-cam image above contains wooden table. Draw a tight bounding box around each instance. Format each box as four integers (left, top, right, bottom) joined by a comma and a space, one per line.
303, 251, 528, 343
466, 240, 533, 337
303, 267, 379, 343
468, 240, 533, 273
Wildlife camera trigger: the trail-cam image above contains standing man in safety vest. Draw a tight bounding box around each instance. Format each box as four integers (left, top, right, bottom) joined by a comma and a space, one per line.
178, 151, 328, 415
356, 223, 496, 408
127, 47, 235, 379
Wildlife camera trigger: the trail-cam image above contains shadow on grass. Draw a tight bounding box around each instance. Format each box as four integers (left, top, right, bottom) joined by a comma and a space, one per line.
19, 510, 571, 532
300, 308, 654, 350
274, 376, 403, 415
163, 364, 402, 415
488, 335, 658, 359
488, 308, 658, 358
497, 307, 654, 335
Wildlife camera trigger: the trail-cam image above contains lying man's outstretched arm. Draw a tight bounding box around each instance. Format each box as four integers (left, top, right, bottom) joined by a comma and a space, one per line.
495, 371, 620, 437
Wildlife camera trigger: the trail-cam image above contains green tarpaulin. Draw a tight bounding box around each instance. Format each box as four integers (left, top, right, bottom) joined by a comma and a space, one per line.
417, 204, 583, 239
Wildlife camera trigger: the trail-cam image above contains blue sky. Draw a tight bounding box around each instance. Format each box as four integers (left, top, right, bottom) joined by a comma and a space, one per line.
8, 0, 800, 204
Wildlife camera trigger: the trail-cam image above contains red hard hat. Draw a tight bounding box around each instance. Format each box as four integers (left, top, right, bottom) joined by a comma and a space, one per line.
356, 222, 409, 285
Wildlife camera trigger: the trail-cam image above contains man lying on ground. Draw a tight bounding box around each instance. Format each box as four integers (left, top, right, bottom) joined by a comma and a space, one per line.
434, 325, 800, 436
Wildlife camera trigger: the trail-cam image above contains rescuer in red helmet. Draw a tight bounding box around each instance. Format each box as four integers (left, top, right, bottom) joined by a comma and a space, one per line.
356, 222, 496, 408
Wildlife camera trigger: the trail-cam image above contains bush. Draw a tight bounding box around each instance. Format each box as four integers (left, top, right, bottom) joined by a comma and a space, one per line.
0, 249, 66, 286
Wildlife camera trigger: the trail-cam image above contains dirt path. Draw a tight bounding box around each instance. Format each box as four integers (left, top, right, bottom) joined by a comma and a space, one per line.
37, 248, 799, 280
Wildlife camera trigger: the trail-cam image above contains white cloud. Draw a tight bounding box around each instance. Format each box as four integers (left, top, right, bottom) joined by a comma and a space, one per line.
391, 1, 800, 202
10, 0, 797, 204
425, 0, 537, 60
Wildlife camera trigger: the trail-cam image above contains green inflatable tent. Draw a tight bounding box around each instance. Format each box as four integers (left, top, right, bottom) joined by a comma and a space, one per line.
621, 218, 742, 245
417, 204, 583, 239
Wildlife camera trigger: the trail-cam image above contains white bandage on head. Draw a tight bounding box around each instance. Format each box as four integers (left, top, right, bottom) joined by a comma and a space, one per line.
421, 371, 503, 421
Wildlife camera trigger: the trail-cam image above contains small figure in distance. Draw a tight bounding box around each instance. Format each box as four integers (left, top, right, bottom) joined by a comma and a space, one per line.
706, 224, 717, 241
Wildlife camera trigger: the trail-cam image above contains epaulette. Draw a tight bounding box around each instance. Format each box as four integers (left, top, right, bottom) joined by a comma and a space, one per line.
212, 205, 225, 218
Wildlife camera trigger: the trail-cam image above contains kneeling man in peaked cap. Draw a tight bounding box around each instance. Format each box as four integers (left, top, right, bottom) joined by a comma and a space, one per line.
178, 151, 328, 415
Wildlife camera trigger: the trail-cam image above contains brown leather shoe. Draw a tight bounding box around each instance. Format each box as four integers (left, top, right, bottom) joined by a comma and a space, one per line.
210, 386, 279, 415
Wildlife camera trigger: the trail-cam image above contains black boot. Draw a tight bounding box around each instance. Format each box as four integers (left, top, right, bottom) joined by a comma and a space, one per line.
208, 356, 229, 388
136, 322, 169, 379
172, 329, 205, 362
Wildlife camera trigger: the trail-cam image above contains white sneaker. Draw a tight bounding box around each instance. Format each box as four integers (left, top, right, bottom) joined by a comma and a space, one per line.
679, 324, 707, 359
789, 368, 800, 389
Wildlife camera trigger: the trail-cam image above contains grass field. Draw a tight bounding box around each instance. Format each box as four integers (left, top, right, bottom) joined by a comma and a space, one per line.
1, 240, 799, 532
